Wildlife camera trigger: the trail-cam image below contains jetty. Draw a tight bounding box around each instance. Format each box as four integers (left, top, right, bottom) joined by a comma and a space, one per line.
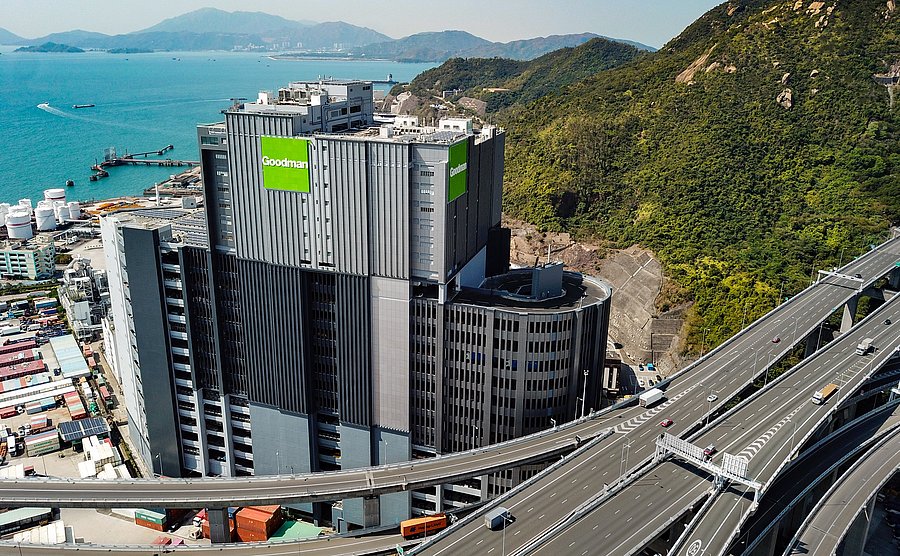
89, 145, 199, 181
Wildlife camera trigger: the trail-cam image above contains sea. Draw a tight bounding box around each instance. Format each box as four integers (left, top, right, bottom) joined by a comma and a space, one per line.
0, 47, 434, 205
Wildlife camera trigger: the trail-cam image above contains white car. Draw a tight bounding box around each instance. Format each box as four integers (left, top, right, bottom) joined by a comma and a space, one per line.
706, 394, 718, 403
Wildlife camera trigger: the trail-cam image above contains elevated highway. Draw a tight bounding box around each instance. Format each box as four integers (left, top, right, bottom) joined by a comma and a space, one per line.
3, 236, 898, 513
414, 244, 900, 556
784, 424, 900, 556
0, 235, 898, 556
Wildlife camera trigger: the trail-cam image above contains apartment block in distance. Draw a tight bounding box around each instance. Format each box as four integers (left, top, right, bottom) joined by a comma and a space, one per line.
102, 79, 612, 531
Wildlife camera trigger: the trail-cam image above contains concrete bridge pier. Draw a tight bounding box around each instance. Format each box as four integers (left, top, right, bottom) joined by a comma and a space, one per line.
207, 507, 231, 544
838, 495, 876, 556
888, 267, 900, 290
841, 295, 860, 334
804, 327, 827, 358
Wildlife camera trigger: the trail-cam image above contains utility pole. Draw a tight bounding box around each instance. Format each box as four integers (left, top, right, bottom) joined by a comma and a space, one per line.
581, 369, 589, 419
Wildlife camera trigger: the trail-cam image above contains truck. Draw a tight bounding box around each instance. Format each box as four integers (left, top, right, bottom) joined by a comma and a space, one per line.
856, 338, 874, 355
0, 325, 20, 337
639, 388, 665, 408
812, 383, 838, 405
484, 507, 512, 530
400, 514, 449, 538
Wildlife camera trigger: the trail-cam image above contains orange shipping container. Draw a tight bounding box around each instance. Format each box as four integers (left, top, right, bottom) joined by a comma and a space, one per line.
235, 527, 268, 543
135, 517, 165, 532
400, 514, 448, 539
235, 507, 280, 535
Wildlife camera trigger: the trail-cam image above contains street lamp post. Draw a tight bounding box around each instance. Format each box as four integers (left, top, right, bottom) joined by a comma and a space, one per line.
778, 281, 785, 308
700, 328, 710, 357
838, 247, 846, 269
155, 453, 164, 477
581, 369, 589, 419
619, 438, 632, 482
501, 513, 514, 556
276, 451, 280, 474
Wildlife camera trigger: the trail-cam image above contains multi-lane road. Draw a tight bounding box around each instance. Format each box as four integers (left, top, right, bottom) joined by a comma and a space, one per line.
1, 235, 898, 555
785, 425, 900, 556
416, 236, 900, 556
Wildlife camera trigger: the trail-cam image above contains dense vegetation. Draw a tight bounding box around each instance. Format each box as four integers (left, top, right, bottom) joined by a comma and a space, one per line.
404, 38, 644, 109
416, 0, 900, 352
15, 42, 84, 53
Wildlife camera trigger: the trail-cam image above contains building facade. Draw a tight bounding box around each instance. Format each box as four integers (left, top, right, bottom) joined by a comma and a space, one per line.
102, 80, 611, 530
0, 236, 55, 280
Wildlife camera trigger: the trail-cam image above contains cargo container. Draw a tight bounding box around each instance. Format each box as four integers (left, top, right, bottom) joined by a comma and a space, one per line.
151, 535, 171, 546
29, 416, 51, 433
0, 407, 16, 419
135, 509, 167, 525
33, 299, 55, 310
135, 517, 165, 532
201, 520, 236, 542
483, 507, 512, 530
235, 507, 282, 536
236, 527, 268, 542
638, 388, 665, 408
24, 430, 59, 456
812, 383, 838, 405
401, 514, 449, 538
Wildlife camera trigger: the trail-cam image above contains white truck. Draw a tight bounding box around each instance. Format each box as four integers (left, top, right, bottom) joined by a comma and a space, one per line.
856, 337, 874, 355
0, 325, 20, 337
639, 388, 665, 408
484, 507, 511, 530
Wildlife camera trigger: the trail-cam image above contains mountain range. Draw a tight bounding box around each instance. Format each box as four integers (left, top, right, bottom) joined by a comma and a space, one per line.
409, 0, 900, 351
0, 7, 654, 61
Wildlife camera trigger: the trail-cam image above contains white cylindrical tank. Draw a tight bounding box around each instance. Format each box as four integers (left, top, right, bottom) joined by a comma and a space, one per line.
44, 188, 66, 203
67, 201, 81, 220
0, 203, 9, 227
6, 209, 33, 239
54, 204, 68, 224
16, 199, 33, 216
34, 207, 56, 231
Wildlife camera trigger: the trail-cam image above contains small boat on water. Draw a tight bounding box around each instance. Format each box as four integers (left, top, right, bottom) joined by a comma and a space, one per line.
73, 104, 95, 109
65, 179, 74, 187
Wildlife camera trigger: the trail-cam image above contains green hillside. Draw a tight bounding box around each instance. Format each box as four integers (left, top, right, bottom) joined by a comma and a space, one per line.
440, 0, 900, 351
405, 37, 644, 109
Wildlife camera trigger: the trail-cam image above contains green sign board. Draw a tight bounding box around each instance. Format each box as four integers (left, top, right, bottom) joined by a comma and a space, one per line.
260, 136, 311, 193
447, 140, 468, 202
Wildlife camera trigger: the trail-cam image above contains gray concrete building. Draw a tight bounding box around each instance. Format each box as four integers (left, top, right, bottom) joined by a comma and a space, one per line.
102, 79, 612, 531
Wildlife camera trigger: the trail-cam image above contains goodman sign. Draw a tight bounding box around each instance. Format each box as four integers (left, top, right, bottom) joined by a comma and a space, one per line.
260, 136, 311, 193
448, 139, 468, 202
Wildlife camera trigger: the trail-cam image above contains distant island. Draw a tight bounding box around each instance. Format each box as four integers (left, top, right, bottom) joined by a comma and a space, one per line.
15, 42, 84, 53
0, 8, 655, 62
107, 47, 153, 54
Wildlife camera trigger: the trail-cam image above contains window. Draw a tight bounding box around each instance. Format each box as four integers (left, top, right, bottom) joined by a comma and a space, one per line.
201, 136, 220, 145
215, 154, 226, 160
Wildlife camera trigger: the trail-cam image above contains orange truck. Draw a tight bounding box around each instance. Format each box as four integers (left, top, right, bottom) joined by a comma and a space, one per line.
400, 514, 448, 538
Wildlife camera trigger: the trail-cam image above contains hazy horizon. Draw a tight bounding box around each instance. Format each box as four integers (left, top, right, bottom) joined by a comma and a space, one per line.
1, 1, 721, 48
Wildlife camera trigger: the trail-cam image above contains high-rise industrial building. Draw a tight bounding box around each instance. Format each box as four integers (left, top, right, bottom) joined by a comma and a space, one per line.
102, 79, 611, 529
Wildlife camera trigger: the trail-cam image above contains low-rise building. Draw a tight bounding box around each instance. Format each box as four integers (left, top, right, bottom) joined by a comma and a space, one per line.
0, 235, 55, 280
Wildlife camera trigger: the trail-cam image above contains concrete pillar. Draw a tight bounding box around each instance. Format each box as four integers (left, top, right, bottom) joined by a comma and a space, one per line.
841, 295, 859, 333
839, 496, 876, 556
890, 267, 900, 290
804, 328, 821, 358
207, 507, 231, 544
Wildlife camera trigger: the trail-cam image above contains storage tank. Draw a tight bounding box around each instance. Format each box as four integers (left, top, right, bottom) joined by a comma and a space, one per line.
54, 204, 68, 224
67, 202, 81, 220
34, 207, 56, 231
43, 189, 66, 204
0, 204, 9, 227
16, 199, 33, 216
6, 209, 33, 239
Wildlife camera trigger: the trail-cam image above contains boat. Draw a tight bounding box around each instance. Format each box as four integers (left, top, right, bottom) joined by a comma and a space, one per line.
65, 179, 74, 187
72, 104, 95, 109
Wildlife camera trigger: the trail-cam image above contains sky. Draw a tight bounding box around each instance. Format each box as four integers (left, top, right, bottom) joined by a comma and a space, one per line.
1, 1, 723, 48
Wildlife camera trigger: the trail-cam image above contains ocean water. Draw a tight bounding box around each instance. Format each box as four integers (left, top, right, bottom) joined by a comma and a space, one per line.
0, 47, 434, 205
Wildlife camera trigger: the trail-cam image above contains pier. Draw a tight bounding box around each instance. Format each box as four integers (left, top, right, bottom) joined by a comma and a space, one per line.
88, 145, 199, 181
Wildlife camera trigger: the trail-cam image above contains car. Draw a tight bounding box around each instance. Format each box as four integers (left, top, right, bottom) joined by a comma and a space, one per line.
703, 444, 717, 458
656, 375, 662, 382
772, 336, 780, 343
638, 377, 646, 388
854, 273, 862, 278
648, 379, 655, 386
885, 319, 892, 325
706, 394, 718, 403
659, 419, 674, 428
